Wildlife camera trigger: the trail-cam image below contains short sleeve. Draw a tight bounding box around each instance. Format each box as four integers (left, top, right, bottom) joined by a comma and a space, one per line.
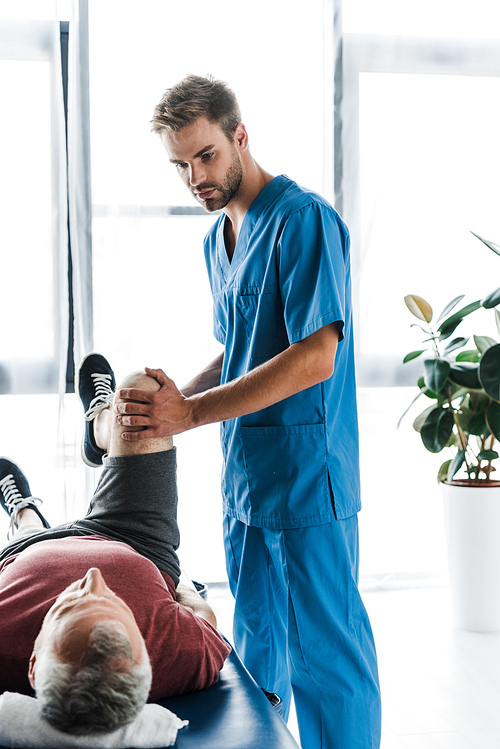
278, 202, 349, 344
148, 601, 231, 700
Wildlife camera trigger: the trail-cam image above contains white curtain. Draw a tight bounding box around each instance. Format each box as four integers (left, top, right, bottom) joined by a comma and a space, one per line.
59, 0, 96, 519
67, 0, 93, 364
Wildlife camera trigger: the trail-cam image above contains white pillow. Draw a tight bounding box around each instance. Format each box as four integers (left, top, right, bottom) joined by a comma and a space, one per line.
0, 692, 188, 748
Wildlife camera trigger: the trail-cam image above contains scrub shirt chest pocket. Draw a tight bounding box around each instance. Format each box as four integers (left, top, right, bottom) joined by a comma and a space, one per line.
236, 284, 286, 363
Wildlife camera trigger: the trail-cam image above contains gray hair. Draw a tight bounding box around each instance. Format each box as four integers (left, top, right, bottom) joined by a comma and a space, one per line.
34, 622, 152, 735
151, 74, 242, 141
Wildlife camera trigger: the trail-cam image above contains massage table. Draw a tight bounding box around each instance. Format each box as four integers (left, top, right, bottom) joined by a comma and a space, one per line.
159, 646, 300, 748
0, 580, 299, 747
0, 647, 300, 749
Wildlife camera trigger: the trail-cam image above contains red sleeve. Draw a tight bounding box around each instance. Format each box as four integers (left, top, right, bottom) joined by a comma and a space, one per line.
146, 572, 231, 700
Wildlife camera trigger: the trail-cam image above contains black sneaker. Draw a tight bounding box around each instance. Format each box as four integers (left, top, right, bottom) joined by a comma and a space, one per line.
77, 353, 116, 467
0, 458, 50, 539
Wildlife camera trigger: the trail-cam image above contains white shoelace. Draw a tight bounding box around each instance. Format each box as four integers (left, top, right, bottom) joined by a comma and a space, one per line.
0, 474, 43, 539
84, 373, 115, 421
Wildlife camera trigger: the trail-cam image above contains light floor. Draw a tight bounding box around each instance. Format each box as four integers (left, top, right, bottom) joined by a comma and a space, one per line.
207, 583, 500, 749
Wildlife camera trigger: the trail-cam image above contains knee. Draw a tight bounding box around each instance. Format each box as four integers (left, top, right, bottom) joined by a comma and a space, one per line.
108, 370, 174, 452
112, 372, 160, 433
117, 370, 160, 397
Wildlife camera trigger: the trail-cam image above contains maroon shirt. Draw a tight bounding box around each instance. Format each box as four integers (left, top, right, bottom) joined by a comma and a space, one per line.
0, 536, 230, 699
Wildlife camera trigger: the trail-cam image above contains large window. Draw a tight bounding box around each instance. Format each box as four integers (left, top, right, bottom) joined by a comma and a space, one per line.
3, 1, 500, 580
0, 20, 68, 393
0, 10, 80, 542
87, 0, 329, 580
341, 1, 500, 583
88, 0, 329, 382
341, 3, 500, 387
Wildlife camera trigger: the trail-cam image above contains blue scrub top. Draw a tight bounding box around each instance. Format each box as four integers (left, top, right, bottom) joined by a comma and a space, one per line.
204, 175, 361, 528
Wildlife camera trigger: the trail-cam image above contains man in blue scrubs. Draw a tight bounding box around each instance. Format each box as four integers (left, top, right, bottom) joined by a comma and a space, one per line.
115, 75, 381, 749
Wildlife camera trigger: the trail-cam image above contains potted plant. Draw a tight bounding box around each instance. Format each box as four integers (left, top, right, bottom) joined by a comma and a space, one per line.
401, 233, 500, 631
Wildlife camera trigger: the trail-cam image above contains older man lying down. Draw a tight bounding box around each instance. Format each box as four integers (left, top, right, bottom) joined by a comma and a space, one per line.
0, 354, 230, 735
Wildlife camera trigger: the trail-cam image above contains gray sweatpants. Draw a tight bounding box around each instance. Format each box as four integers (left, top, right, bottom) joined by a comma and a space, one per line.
0, 449, 181, 585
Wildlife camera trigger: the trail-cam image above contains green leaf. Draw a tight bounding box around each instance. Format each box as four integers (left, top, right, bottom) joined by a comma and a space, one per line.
410, 323, 432, 336
478, 449, 499, 462
449, 386, 469, 402
404, 295, 433, 323
479, 343, 500, 401
449, 363, 481, 390
455, 349, 480, 363
474, 335, 497, 354
468, 464, 480, 479
436, 295, 465, 323
456, 400, 488, 435
468, 409, 489, 436
438, 319, 464, 341
417, 376, 441, 400
413, 404, 437, 433
438, 459, 452, 483
481, 287, 500, 310
447, 450, 466, 481
496, 309, 500, 337
470, 231, 500, 258
486, 401, 500, 441
424, 359, 451, 393
403, 349, 426, 364
444, 337, 469, 355
456, 406, 473, 432
466, 393, 493, 436
469, 391, 490, 410
446, 432, 457, 448
421, 407, 455, 453
437, 300, 482, 340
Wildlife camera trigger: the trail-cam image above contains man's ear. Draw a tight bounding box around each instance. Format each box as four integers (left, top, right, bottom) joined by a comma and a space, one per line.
28, 651, 36, 689
234, 122, 249, 152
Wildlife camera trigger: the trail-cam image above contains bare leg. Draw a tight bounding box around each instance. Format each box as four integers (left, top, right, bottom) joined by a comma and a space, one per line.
93, 371, 173, 458
3, 372, 172, 546
93, 408, 112, 453
9, 508, 44, 541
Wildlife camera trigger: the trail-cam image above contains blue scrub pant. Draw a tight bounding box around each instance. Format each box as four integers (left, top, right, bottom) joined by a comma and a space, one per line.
224, 513, 381, 749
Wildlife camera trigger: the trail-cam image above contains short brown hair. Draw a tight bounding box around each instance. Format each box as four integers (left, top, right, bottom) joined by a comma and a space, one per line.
151, 74, 242, 141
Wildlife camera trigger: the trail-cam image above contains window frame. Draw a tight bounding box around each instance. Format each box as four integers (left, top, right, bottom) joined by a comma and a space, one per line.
339, 33, 500, 386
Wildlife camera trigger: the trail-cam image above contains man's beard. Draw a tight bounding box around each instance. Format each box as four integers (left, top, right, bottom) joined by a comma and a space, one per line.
193, 149, 243, 212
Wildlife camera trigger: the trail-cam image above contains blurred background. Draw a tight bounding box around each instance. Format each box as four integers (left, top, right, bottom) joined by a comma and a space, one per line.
1, 0, 500, 588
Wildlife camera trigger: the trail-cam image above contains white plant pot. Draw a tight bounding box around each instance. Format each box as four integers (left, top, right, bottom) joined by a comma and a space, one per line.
442, 481, 500, 632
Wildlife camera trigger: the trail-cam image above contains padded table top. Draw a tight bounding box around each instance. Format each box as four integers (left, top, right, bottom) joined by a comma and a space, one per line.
159, 648, 300, 749
0, 649, 300, 748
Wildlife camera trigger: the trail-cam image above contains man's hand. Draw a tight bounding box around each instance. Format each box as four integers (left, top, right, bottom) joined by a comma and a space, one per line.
115, 368, 194, 440
116, 323, 339, 442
